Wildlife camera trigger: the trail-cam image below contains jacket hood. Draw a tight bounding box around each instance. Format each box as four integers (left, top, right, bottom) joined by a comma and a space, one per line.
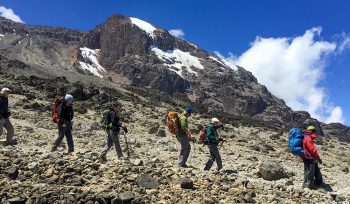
303, 130, 318, 139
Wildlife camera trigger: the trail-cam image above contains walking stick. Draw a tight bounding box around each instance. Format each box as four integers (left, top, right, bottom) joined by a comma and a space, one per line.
123, 131, 130, 158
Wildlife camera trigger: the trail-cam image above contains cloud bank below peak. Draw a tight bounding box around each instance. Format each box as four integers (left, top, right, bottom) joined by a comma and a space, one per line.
217, 27, 350, 124
0, 6, 24, 23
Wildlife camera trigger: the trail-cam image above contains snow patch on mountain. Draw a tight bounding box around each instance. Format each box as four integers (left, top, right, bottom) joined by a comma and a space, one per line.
0, 34, 4, 40
79, 47, 106, 78
214, 54, 237, 70
130, 17, 157, 38
151, 47, 204, 77
209, 56, 227, 69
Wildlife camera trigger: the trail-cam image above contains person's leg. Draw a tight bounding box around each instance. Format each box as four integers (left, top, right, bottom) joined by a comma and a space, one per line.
177, 134, 191, 166
100, 130, 113, 161
303, 159, 316, 189
4, 118, 14, 143
314, 162, 323, 187
211, 144, 222, 170
0, 118, 5, 137
65, 124, 74, 153
204, 144, 215, 170
110, 130, 123, 158
52, 125, 65, 151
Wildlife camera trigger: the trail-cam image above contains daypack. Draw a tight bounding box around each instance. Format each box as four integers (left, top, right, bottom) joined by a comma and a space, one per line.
199, 126, 209, 144
100, 110, 111, 130
167, 112, 179, 134
288, 128, 305, 156
51, 96, 62, 123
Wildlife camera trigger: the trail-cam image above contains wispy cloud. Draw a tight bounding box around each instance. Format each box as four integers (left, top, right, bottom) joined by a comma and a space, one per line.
217, 27, 350, 124
169, 29, 185, 38
0, 6, 24, 23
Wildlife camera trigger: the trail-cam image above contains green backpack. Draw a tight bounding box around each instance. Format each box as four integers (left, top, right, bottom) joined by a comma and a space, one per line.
100, 110, 111, 130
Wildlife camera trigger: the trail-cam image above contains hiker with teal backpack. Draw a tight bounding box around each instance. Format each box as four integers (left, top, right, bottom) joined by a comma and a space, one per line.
203, 118, 224, 171
99, 103, 127, 162
288, 126, 323, 189
177, 108, 196, 168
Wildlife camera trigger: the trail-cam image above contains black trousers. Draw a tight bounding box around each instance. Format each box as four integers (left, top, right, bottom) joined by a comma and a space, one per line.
303, 158, 323, 189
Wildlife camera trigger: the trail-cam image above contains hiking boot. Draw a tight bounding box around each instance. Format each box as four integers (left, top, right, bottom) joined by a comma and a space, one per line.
179, 164, 189, 168
5, 140, 17, 146
100, 155, 107, 163
51, 147, 57, 152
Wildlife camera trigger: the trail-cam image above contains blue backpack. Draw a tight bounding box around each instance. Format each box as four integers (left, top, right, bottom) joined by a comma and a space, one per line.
288, 128, 305, 156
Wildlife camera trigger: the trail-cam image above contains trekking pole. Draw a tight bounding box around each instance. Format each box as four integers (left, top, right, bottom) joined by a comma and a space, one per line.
218, 140, 229, 155
123, 131, 130, 158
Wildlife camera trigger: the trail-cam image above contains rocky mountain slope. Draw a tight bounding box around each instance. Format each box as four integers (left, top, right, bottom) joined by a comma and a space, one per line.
2, 14, 345, 136
0, 70, 349, 203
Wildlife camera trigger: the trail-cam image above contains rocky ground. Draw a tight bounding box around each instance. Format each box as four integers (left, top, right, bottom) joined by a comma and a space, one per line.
0, 74, 350, 204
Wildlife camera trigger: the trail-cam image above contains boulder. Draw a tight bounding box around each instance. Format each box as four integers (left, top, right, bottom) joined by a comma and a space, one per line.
258, 161, 290, 181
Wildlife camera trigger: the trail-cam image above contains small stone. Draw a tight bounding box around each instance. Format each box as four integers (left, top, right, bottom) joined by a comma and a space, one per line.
136, 174, 159, 189
27, 162, 39, 172
179, 177, 194, 189
7, 197, 27, 204
4, 167, 19, 180
133, 159, 143, 166
119, 191, 135, 201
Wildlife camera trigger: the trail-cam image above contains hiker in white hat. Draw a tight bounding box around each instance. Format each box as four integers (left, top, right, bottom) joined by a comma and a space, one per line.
0, 87, 16, 145
203, 117, 224, 171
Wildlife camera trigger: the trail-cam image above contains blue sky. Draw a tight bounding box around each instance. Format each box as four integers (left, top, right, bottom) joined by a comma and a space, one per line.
1, 0, 350, 125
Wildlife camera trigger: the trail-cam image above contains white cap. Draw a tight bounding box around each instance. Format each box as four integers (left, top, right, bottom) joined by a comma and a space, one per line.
64, 94, 73, 101
1, 88, 10, 94
211, 118, 220, 124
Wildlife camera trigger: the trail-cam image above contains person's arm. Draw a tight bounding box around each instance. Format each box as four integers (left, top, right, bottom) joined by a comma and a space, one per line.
304, 138, 321, 160
58, 104, 66, 125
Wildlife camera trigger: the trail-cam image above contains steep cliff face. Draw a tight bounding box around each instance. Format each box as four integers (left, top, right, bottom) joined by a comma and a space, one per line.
0, 15, 349, 140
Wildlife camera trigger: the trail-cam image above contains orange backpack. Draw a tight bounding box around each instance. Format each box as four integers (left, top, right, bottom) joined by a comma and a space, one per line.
51, 96, 62, 123
167, 112, 179, 134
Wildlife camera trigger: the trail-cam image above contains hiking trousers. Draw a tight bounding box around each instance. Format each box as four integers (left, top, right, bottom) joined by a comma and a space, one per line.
53, 124, 74, 153
101, 129, 123, 158
204, 143, 222, 171
176, 134, 191, 166
303, 158, 323, 189
0, 118, 14, 143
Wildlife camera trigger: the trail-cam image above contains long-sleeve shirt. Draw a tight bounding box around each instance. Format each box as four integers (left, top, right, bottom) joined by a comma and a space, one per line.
58, 102, 74, 124
302, 130, 321, 160
108, 110, 122, 131
179, 114, 188, 134
0, 95, 10, 119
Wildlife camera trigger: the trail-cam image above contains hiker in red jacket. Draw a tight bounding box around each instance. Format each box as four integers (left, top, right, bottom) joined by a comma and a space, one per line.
301, 126, 323, 189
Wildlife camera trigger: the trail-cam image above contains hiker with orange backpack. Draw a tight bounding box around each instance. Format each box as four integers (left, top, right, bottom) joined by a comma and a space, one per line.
301, 126, 323, 189
51, 94, 75, 154
0, 88, 16, 146
177, 108, 196, 168
203, 118, 224, 171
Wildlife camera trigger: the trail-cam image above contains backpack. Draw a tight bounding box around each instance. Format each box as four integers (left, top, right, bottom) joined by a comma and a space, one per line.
288, 128, 305, 156
199, 126, 209, 144
167, 112, 179, 134
100, 110, 111, 130
51, 96, 62, 123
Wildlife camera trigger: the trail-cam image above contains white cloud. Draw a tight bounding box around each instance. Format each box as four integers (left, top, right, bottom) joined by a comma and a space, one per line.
169, 29, 185, 38
219, 27, 350, 124
0, 6, 24, 23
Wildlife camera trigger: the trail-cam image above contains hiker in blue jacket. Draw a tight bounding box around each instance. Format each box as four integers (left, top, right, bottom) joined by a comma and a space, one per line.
204, 118, 224, 171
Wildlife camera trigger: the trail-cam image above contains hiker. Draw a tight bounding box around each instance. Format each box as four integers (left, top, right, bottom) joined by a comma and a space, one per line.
177, 107, 196, 168
301, 126, 323, 189
51, 94, 75, 154
100, 103, 127, 162
204, 118, 224, 171
0, 88, 15, 145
